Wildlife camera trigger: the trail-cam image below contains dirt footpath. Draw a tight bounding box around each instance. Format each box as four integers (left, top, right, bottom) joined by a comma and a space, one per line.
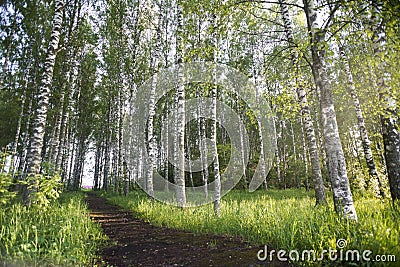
86, 192, 290, 267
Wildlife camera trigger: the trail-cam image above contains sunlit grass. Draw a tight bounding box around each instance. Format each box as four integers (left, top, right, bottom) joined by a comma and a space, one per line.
0, 192, 106, 266
102, 189, 399, 266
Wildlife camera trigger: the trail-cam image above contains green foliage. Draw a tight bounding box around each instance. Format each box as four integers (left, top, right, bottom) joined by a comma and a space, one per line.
0, 90, 19, 148
25, 174, 62, 207
103, 189, 399, 266
0, 192, 106, 266
0, 166, 62, 208
0, 172, 17, 205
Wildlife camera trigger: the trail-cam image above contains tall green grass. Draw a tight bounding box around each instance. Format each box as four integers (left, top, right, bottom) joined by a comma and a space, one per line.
102, 189, 399, 265
0, 192, 106, 266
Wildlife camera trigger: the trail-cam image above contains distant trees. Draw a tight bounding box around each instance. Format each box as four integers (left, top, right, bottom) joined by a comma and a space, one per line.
369, 2, 400, 203
0, 0, 398, 210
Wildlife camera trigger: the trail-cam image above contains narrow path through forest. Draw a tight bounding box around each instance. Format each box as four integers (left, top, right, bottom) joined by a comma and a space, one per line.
86, 193, 290, 267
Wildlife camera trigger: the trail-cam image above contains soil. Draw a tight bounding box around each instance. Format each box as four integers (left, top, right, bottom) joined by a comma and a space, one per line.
86, 192, 292, 267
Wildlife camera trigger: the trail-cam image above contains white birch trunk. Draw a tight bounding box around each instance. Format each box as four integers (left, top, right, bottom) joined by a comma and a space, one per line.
273, 117, 282, 184
23, 0, 64, 205
300, 117, 309, 190
175, 0, 186, 207
338, 45, 385, 198
210, 10, 221, 216
304, 0, 356, 219
279, 0, 326, 202
11, 80, 27, 176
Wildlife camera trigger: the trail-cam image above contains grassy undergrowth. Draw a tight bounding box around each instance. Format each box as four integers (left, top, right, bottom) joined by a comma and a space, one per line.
101, 189, 399, 266
0, 192, 106, 266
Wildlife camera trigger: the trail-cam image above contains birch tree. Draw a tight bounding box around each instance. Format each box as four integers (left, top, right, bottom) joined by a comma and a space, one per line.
211, 10, 221, 216
278, 0, 326, 204
338, 45, 385, 198
147, 1, 163, 200
23, 0, 64, 205
303, 0, 357, 219
369, 3, 400, 203
175, 0, 186, 207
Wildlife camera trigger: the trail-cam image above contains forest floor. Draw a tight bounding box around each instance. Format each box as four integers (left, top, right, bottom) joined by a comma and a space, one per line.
86, 192, 291, 267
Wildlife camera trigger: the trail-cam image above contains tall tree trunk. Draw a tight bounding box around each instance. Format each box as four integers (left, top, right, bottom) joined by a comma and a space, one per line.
303, 0, 357, 219
0, 6, 17, 90
210, 9, 221, 216
239, 112, 247, 187
93, 138, 102, 190
299, 88, 327, 203
11, 80, 28, 176
163, 100, 170, 192
199, 103, 209, 198
280, 120, 287, 189
23, 0, 64, 205
72, 138, 85, 190
273, 117, 281, 185
103, 102, 112, 191
290, 121, 298, 188
115, 71, 125, 193
175, 0, 186, 207
279, 0, 325, 202
67, 131, 76, 189
338, 45, 385, 198
146, 4, 163, 199
55, 57, 79, 175
252, 48, 267, 190
370, 9, 400, 203
186, 121, 194, 189
123, 160, 129, 196
146, 67, 157, 199
300, 117, 310, 190
46, 91, 65, 165
17, 77, 34, 178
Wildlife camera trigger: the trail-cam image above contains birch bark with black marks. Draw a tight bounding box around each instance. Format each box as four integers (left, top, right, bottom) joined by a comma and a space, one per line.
163, 100, 170, 192
11, 79, 28, 176
175, 0, 186, 207
300, 117, 309, 190
303, 0, 356, 219
252, 46, 267, 190
210, 9, 221, 216
103, 101, 112, 191
23, 0, 64, 205
290, 121, 298, 187
147, 3, 163, 199
279, 0, 326, 204
280, 120, 287, 189
93, 138, 102, 190
273, 117, 281, 184
239, 112, 247, 187
199, 99, 209, 198
49, 0, 81, 169
338, 45, 385, 198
